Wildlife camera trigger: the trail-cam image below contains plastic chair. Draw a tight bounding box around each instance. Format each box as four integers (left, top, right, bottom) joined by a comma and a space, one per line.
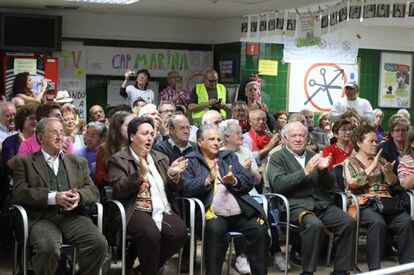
105, 197, 201, 275
11, 202, 103, 275
226, 194, 268, 275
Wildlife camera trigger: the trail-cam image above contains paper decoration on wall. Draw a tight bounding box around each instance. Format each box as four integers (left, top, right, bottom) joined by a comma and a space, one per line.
338, 1, 348, 23
267, 12, 276, 37
258, 60, 278, 76
240, 16, 248, 40
392, 3, 406, 18
330, 5, 339, 32
377, 3, 390, 18
240, 0, 411, 43
321, 9, 329, 35
250, 15, 259, 40
363, 2, 377, 19
259, 14, 268, 32
409, 2, 414, 17
286, 13, 296, 36
296, 12, 321, 47
349, 0, 362, 20
276, 11, 285, 35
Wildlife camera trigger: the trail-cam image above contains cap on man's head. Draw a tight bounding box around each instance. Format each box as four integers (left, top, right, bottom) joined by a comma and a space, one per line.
344, 80, 358, 89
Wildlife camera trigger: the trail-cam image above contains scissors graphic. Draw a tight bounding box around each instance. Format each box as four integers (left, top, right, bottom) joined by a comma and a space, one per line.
304, 68, 344, 105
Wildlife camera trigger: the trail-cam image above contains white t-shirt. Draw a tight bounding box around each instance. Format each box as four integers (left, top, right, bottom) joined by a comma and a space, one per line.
126, 85, 154, 105
330, 97, 374, 122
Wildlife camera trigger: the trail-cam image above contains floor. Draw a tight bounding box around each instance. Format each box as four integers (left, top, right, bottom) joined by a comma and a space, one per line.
0, 244, 401, 275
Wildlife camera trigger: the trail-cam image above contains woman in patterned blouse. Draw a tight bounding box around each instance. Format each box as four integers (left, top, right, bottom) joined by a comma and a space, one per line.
344, 124, 414, 271
398, 127, 414, 189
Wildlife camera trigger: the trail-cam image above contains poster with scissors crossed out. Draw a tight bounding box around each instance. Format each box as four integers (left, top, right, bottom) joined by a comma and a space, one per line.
288, 63, 359, 113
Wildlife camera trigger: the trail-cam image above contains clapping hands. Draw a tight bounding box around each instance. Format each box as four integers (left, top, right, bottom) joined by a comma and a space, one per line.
304, 153, 332, 176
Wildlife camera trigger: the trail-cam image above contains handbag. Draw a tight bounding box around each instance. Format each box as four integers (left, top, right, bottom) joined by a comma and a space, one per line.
369, 197, 405, 215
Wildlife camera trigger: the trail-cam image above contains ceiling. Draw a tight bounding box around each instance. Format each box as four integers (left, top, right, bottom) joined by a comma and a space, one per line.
0, 0, 332, 19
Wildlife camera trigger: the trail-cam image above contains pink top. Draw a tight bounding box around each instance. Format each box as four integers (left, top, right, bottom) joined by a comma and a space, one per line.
18, 135, 74, 157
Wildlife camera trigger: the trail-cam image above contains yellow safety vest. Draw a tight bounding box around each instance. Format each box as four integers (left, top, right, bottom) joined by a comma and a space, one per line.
192, 83, 227, 121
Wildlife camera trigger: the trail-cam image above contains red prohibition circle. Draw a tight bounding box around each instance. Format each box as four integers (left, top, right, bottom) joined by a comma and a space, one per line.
303, 63, 348, 112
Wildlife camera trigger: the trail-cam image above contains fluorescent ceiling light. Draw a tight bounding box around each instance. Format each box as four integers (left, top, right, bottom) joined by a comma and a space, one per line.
63, 0, 138, 4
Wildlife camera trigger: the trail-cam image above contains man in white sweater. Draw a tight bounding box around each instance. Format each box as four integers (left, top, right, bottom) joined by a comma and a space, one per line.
330, 80, 374, 122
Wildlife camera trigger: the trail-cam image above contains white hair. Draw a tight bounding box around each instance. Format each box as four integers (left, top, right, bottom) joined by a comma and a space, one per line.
218, 119, 240, 144
397, 109, 410, 120
281, 121, 308, 139
373, 108, 384, 117
202, 110, 222, 125
138, 103, 157, 117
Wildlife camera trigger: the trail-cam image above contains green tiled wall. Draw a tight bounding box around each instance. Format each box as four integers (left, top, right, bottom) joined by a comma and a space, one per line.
240, 43, 288, 113
240, 42, 413, 130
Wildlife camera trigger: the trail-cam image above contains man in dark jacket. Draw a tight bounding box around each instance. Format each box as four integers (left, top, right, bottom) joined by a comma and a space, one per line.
180, 124, 269, 275
13, 118, 107, 275
268, 121, 356, 275
153, 114, 195, 164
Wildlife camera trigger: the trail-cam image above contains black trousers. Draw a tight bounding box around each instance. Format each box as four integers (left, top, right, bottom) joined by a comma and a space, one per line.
204, 214, 270, 275
360, 206, 414, 270
127, 211, 188, 275
291, 205, 356, 273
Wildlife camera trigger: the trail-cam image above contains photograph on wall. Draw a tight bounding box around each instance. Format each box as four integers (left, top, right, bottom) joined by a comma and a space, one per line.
338, 6, 348, 22
377, 3, 390, 18
240, 16, 248, 40
379, 52, 412, 108
393, 3, 406, 18
363, 4, 376, 18
259, 14, 267, 32
410, 2, 414, 17
321, 9, 329, 35
349, 0, 362, 20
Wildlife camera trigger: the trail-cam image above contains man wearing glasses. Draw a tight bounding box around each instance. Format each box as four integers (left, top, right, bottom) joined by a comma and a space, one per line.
159, 71, 190, 107
153, 114, 195, 164
188, 69, 231, 126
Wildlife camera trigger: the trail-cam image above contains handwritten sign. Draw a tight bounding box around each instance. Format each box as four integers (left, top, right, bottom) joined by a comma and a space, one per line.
14, 58, 37, 75
258, 60, 278, 76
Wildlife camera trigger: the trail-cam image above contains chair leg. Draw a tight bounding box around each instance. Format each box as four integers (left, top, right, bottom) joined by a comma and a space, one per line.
72, 247, 77, 275
227, 237, 234, 275
326, 236, 333, 266
13, 239, 17, 275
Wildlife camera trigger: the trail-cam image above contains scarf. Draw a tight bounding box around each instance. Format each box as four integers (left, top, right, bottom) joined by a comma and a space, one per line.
248, 129, 270, 151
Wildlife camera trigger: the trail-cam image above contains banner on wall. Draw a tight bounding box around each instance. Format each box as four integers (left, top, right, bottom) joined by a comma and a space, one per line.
84, 46, 212, 92
379, 52, 412, 108
283, 35, 359, 64
288, 62, 359, 113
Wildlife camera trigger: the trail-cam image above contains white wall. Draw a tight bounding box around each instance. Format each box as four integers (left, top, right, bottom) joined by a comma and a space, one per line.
5, 7, 414, 51
2, 8, 214, 44
213, 16, 414, 52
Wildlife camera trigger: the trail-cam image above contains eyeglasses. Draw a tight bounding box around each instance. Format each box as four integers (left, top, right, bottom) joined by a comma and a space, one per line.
176, 125, 191, 131
160, 109, 175, 114
252, 117, 267, 122
206, 78, 218, 83
45, 130, 65, 137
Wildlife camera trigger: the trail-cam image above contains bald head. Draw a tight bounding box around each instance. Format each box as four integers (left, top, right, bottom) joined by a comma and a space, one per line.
202, 110, 223, 126
204, 69, 218, 89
